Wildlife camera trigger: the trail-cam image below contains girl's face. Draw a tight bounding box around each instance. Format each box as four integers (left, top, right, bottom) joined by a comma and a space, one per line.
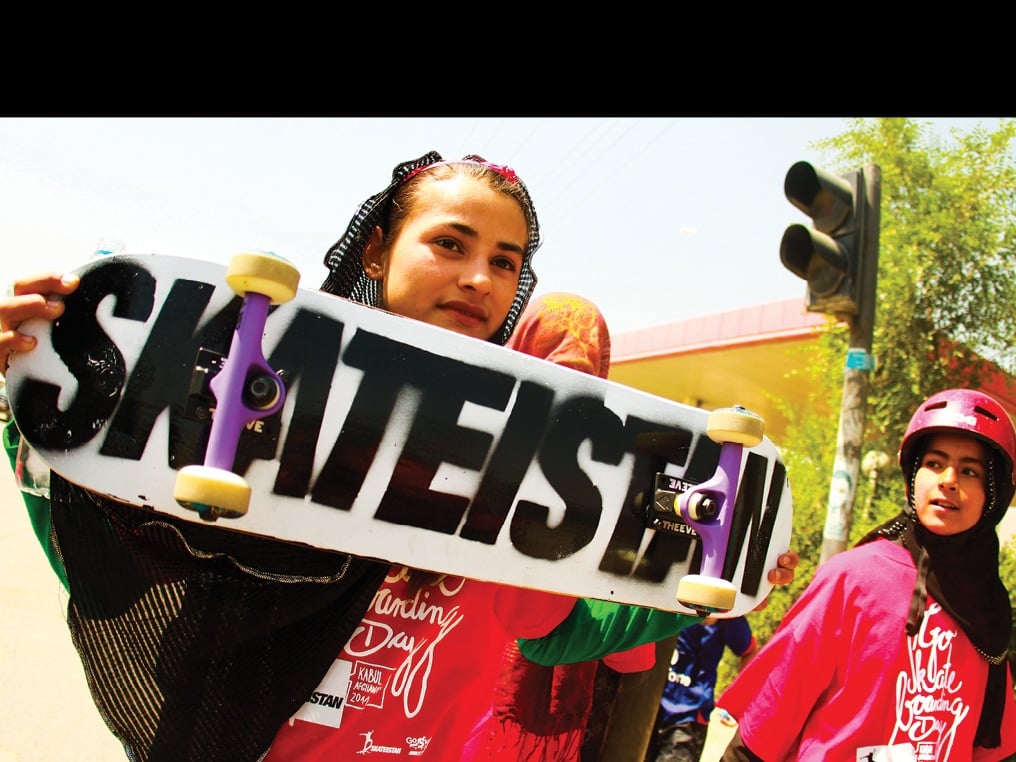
363, 175, 527, 341
913, 432, 989, 535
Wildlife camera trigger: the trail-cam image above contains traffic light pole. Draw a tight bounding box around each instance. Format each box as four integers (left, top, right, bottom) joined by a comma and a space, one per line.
819, 164, 881, 562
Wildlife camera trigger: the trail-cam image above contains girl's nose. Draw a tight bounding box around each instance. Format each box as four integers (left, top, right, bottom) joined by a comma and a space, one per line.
460, 260, 492, 293
939, 466, 959, 489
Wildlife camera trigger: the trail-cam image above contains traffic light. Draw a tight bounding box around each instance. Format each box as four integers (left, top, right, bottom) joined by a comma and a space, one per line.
780, 162, 880, 320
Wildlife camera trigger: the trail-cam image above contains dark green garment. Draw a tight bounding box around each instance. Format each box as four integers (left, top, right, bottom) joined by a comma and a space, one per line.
3, 419, 68, 590
518, 596, 701, 666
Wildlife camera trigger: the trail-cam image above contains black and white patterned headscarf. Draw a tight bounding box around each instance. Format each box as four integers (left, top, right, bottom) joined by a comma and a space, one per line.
320, 150, 542, 346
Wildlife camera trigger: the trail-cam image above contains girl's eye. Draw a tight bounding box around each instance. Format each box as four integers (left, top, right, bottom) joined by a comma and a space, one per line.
493, 255, 520, 273
435, 237, 462, 253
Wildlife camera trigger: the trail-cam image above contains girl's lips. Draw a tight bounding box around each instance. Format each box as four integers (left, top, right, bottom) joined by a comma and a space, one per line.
442, 301, 486, 327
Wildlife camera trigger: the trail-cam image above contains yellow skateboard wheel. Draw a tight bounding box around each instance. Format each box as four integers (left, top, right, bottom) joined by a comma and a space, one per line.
676, 574, 737, 614
705, 407, 765, 447
175, 465, 252, 520
226, 252, 301, 305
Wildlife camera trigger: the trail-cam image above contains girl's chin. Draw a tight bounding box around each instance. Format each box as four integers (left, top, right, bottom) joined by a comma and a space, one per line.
921, 519, 970, 537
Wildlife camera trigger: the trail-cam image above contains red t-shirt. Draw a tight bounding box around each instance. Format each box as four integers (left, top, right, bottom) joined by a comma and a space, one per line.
720, 540, 1016, 761
264, 566, 576, 759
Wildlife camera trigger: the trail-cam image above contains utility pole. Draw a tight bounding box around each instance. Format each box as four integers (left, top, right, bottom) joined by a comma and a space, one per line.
780, 162, 881, 561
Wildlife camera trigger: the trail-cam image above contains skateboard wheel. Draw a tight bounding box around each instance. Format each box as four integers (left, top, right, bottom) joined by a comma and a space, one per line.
174, 465, 252, 520
676, 574, 737, 614
705, 407, 765, 447
226, 252, 301, 305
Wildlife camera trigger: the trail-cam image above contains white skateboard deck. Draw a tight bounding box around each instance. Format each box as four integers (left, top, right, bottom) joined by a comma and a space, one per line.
6, 253, 793, 616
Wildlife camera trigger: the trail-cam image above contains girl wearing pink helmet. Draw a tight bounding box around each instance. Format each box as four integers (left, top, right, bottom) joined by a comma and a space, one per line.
718, 388, 1016, 761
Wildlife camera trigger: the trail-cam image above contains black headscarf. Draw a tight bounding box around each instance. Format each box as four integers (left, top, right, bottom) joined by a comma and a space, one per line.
319, 150, 542, 346
857, 439, 1012, 748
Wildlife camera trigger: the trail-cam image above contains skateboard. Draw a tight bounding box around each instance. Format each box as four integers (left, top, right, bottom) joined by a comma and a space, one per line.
5, 252, 793, 616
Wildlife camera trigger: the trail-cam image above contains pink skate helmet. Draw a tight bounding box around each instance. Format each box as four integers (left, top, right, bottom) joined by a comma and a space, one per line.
898, 388, 1016, 519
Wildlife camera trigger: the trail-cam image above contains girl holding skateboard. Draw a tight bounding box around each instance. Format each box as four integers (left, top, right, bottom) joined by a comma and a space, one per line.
0, 151, 797, 761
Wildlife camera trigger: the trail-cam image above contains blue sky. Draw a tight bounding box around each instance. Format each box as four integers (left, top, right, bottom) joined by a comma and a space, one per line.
0, 116, 997, 334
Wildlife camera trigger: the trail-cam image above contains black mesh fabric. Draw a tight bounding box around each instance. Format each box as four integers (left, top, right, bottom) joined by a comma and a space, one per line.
50, 474, 388, 761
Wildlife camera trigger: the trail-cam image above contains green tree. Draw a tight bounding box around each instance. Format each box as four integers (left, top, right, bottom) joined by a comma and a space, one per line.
719, 117, 1016, 700
831, 118, 1016, 447
799, 117, 1016, 544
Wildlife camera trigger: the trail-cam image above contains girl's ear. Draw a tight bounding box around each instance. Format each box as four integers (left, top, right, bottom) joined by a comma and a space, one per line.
362, 226, 386, 281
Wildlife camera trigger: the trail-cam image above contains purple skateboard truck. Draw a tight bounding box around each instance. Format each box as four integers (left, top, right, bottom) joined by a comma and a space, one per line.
174, 252, 301, 521
643, 405, 766, 616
